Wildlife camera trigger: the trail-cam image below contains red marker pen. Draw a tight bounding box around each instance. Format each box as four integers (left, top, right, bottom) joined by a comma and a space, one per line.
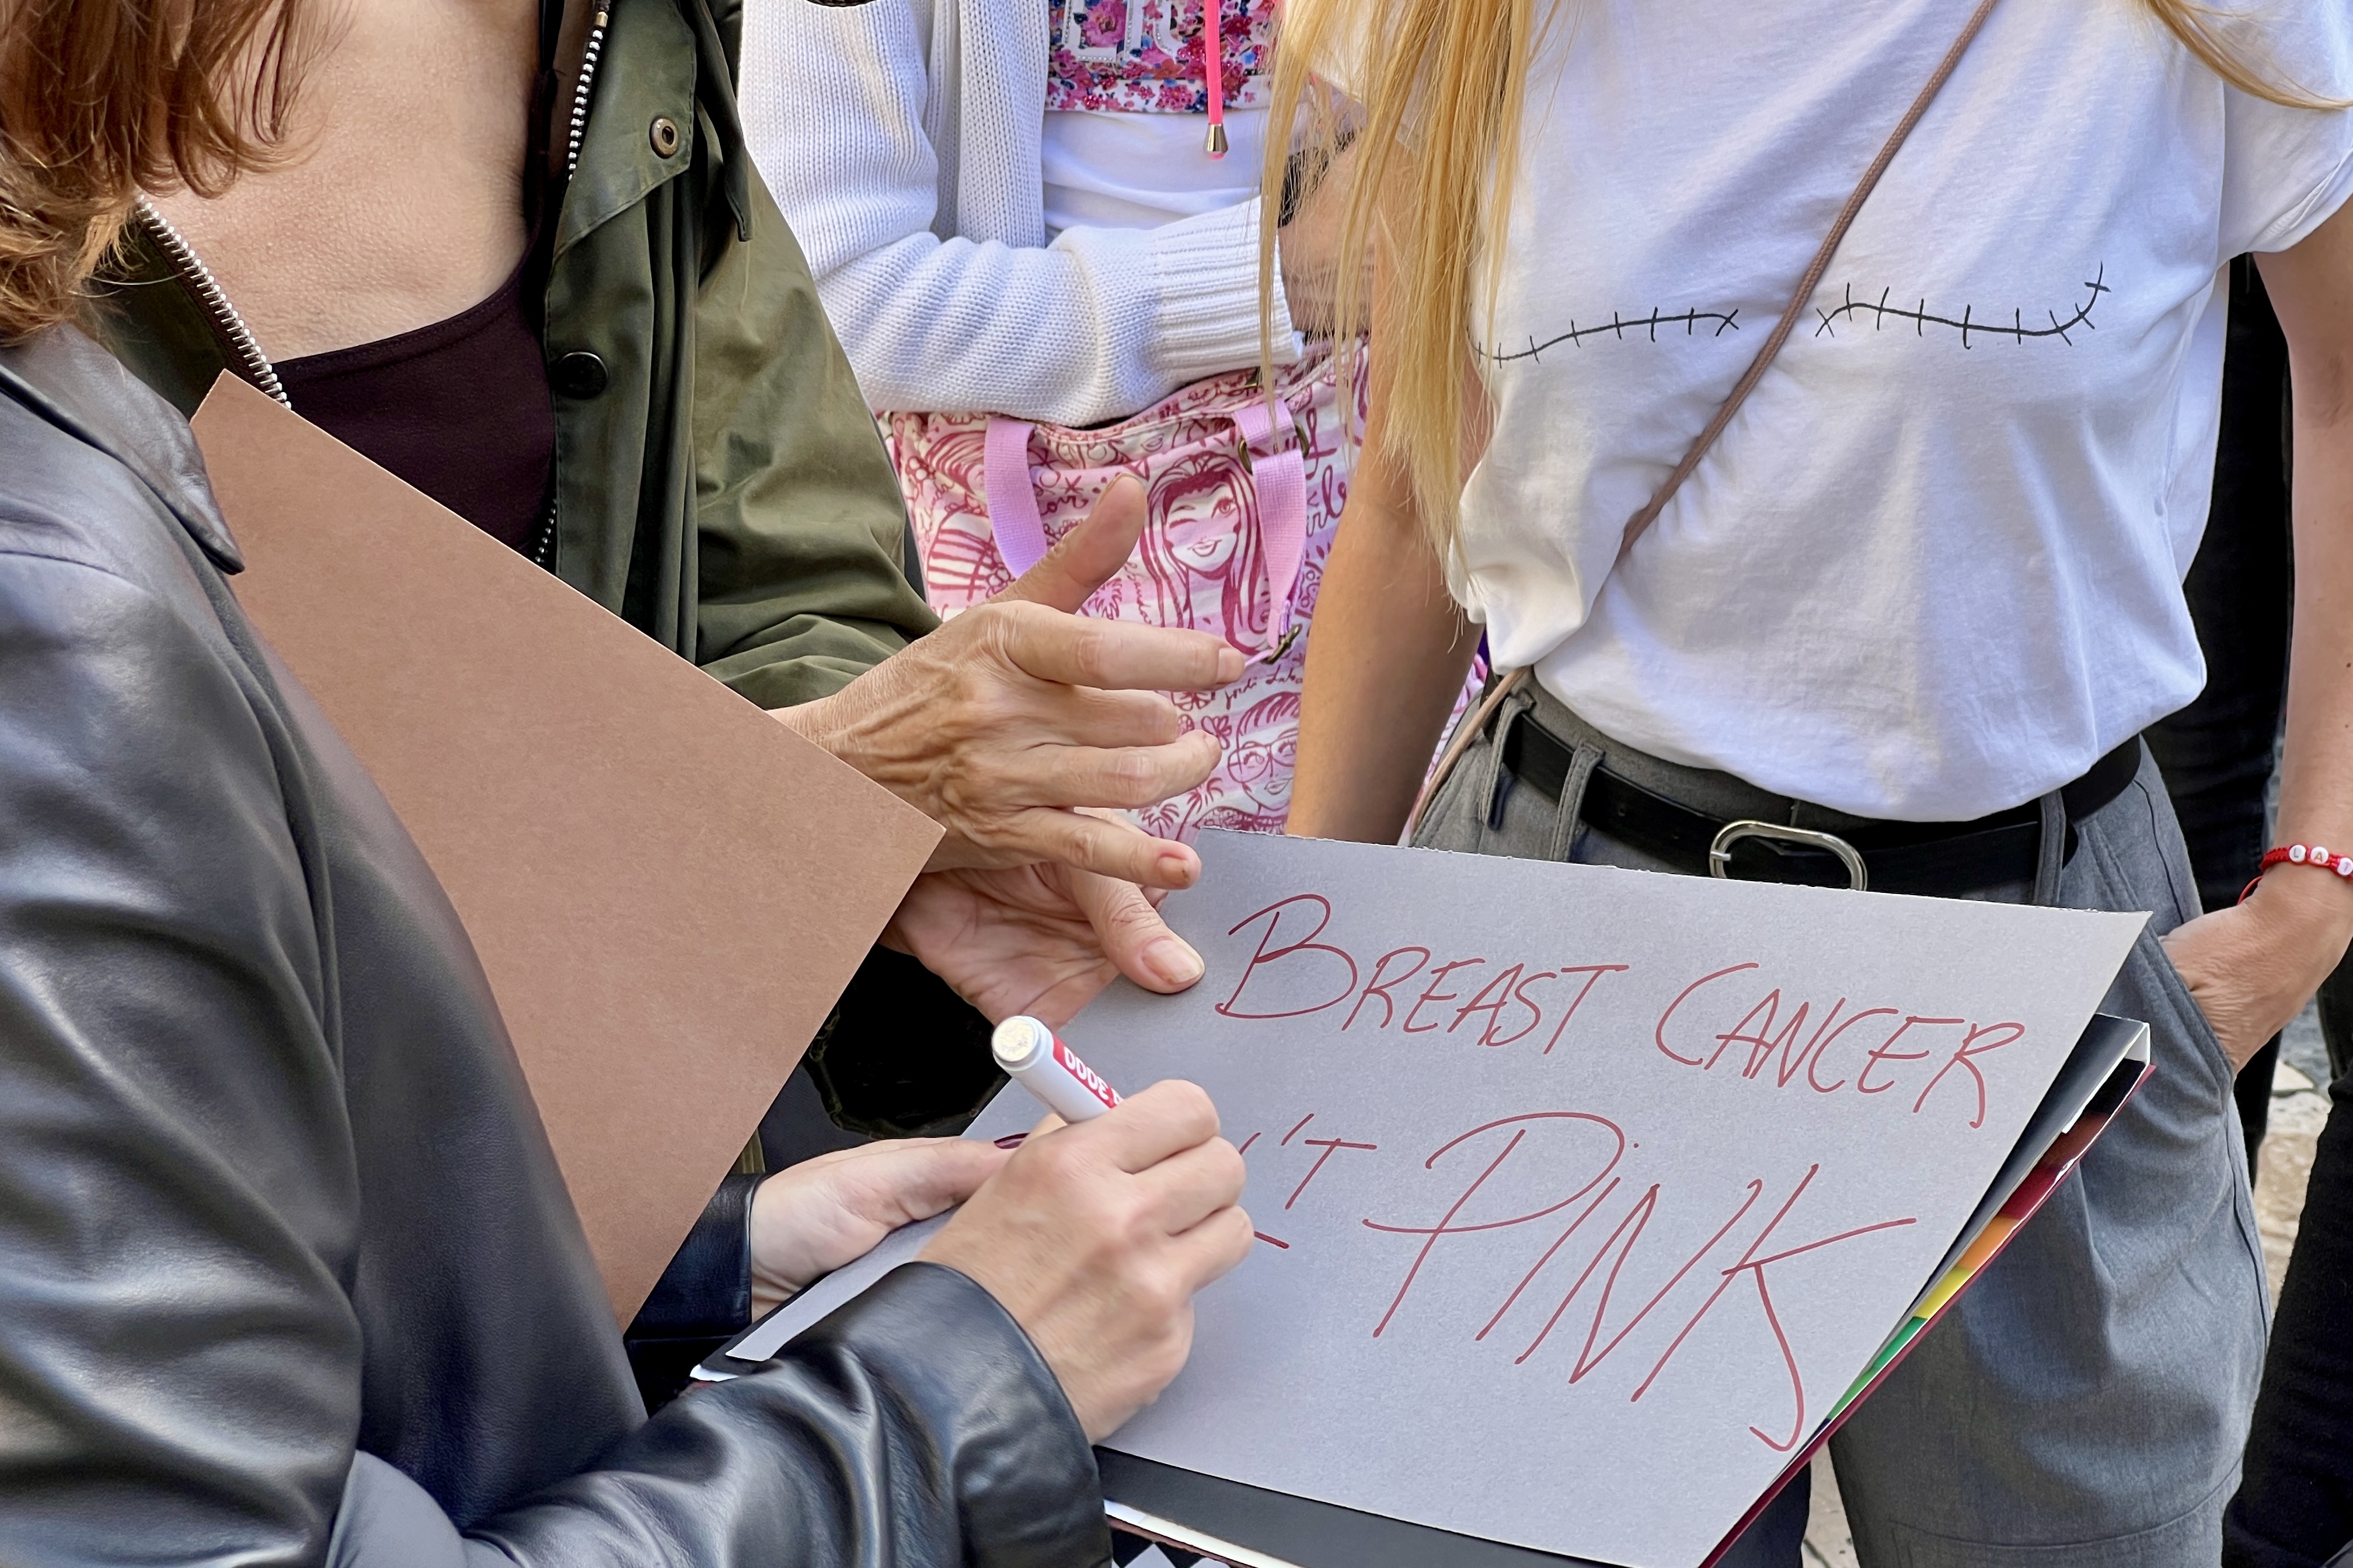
991, 1015, 1122, 1123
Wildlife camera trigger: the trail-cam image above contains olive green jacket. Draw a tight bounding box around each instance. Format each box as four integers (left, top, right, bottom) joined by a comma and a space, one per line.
93, 0, 937, 709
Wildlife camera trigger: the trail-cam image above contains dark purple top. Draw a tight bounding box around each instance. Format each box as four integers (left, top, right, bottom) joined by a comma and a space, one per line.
276, 257, 555, 554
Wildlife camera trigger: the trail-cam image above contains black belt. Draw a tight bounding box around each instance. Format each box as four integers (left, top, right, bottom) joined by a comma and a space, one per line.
1496, 714, 2142, 898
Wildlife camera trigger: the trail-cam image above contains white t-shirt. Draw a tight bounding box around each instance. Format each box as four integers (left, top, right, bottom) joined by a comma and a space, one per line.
1455, 0, 2353, 820
1042, 106, 1271, 233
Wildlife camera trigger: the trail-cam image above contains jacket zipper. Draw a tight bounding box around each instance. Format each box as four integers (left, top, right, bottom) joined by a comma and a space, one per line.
138, 39, 605, 570
565, 9, 611, 177
134, 198, 291, 408
136, 0, 604, 414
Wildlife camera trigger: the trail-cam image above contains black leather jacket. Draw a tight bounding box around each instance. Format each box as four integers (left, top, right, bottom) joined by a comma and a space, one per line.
0, 326, 1110, 1567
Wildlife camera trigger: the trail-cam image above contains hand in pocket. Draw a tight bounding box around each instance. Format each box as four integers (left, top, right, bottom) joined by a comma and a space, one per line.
2162, 875, 2353, 1071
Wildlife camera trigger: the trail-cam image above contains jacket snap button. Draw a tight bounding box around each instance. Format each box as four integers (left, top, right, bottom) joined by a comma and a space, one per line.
649, 116, 682, 158
552, 351, 608, 399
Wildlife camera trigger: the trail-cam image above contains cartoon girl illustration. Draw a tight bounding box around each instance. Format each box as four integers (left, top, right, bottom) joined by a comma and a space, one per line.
1139, 443, 1277, 651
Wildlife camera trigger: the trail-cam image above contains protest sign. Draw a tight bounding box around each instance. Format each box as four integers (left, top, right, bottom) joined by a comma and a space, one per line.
745, 829, 2142, 1566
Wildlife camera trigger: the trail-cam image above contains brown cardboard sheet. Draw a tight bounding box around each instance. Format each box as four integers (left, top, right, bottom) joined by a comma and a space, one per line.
191, 375, 942, 1321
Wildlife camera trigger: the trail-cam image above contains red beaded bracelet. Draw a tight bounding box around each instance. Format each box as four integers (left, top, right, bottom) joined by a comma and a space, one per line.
2239, 842, 2353, 903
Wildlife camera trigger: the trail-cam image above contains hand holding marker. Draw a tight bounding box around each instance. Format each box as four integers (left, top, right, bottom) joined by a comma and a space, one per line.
919, 1017, 1253, 1440
718, 1026, 1246, 1444
991, 1017, 1276, 1252
992, 1015, 1121, 1122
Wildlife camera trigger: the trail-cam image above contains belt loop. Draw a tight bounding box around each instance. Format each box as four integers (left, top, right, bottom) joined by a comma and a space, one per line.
2033, 791, 2065, 906
1410, 668, 1528, 844
1471, 685, 1538, 852
1547, 743, 1605, 863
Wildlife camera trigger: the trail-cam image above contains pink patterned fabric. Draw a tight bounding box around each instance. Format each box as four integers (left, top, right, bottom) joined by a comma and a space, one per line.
1045, 0, 1273, 114
890, 350, 1484, 842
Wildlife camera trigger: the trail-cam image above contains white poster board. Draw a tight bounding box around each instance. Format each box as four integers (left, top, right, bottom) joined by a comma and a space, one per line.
762, 831, 2145, 1567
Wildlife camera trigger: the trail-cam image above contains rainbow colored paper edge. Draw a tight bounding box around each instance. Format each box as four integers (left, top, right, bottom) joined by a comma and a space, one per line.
1698, 1063, 2150, 1568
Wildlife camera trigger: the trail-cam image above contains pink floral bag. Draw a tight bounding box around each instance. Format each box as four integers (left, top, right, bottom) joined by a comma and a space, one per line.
890, 350, 1481, 841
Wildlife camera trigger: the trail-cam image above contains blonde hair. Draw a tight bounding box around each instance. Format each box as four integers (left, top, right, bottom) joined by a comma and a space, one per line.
1264, 0, 2348, 558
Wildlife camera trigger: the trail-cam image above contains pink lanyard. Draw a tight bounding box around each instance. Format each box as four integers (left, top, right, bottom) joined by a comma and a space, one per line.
1202, 0, 1226, 156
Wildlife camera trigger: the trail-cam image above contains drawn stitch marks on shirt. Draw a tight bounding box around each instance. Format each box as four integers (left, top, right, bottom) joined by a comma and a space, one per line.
1484, 265, 2110, 365
1484, 308, 1744, 365
1813, 265, 2111, 347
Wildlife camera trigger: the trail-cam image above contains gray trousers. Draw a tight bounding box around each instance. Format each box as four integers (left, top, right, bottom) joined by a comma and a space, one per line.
1416, 680, 2267, 1566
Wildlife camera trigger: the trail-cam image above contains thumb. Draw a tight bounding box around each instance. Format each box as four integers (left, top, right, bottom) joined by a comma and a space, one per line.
991, 474, 1147, 612
1071, 865, 1206, 994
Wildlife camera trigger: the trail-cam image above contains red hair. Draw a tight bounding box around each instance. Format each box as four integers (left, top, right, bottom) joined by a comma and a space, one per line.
0, 0, 311, 340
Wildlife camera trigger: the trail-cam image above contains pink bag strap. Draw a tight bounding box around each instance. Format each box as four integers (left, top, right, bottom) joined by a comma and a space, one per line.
980, 391, 1312, 649
982, 418, 1052, 578
1233, 392, 1308, 647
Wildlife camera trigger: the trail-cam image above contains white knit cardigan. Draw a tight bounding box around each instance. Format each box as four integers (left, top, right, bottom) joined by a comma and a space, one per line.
740, 0, 1301, 425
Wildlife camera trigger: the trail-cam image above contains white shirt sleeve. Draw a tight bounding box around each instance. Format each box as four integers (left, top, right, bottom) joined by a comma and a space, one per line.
2218, 0, 2353, 254
738, 0, 1299, 425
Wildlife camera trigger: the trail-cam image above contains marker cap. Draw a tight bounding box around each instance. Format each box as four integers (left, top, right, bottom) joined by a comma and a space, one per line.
991, 1015, 1051, 1074
991, 1015, 1121, 1123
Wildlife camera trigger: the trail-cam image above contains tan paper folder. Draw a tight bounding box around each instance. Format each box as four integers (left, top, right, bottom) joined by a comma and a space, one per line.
191, 375, 942, 1321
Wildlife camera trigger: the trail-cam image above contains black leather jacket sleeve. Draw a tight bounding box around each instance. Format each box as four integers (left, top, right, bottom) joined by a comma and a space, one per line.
626, 1171, 759, 1409
473, 1263, 1110, 1567
0, 547, 366, 1562
0, 379, 1107, 1567
338, 1265, 1109, 1568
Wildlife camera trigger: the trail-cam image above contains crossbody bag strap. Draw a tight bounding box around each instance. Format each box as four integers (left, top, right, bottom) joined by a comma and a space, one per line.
1616, 0, 2002, 556
1410, 0, 2002, 841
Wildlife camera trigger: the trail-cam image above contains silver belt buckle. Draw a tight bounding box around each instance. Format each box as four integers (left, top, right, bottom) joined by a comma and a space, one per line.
1709, 821, 1869, 892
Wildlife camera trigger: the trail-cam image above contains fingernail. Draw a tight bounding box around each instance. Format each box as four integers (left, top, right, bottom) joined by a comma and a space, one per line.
1218, 648, 1246, 682
1145, 937, 1205, 989
1157, 850, 1200, 886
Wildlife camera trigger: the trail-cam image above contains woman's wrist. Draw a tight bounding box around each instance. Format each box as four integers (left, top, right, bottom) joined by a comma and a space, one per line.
748, 1174, 818, 1315
2238, 854, 2353, 963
